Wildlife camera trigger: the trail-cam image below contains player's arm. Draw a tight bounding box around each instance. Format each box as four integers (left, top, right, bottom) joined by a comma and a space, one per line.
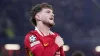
55, 47, 65, 56
60, 47, 65, 56
55, 35, 65, 56
24, 33, 43, 56
24, 33, 59, 56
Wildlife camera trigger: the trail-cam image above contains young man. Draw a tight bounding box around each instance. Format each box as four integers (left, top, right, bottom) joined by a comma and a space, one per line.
24, 3, 65, 56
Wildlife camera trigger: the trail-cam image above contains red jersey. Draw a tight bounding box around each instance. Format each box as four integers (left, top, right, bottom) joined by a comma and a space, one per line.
24, 27, 65, 56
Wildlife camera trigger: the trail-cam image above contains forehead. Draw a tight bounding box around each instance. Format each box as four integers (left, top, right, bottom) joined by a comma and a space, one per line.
41, 8, 53, 12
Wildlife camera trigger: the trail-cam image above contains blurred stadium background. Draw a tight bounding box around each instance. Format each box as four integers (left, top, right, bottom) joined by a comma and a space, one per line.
0, 0, 100, 56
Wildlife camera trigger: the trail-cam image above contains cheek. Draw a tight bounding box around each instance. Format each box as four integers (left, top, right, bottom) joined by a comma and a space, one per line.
43, 15, 49, 19
40, 13, 50, 20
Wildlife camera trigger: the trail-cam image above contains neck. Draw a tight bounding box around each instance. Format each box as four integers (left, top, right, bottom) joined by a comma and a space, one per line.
36, 23, 50, 36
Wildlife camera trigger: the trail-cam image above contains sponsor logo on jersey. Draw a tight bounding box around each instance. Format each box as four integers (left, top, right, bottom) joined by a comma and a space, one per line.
44, 43, 49, 46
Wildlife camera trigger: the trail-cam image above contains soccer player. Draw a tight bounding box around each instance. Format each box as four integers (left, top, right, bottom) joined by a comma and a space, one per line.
24, 3, 65, 56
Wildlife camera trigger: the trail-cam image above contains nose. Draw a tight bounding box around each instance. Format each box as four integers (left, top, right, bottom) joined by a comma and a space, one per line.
52, 13, 54, 17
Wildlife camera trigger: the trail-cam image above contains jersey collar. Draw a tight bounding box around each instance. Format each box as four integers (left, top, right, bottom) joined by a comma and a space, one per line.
35, 27, 54, 36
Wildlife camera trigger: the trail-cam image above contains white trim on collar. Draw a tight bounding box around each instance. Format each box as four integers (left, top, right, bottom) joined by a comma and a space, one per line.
35, 27, 43, 36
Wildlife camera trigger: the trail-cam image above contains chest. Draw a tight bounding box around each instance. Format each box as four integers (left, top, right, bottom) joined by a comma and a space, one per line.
38, 35, 56, 47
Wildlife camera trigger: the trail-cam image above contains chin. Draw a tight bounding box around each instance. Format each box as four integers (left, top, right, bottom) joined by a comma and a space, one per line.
48, 22, 55, 27
43, 21, 55, 27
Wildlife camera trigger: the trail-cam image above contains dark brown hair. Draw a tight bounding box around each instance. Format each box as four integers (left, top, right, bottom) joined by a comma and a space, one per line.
30, 3, 53, 26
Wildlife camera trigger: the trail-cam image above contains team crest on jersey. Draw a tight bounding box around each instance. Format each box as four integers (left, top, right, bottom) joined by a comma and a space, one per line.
29, 35, 36, 42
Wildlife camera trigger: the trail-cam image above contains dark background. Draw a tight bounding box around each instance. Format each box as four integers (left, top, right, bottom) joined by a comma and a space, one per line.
0, 0, 100, 56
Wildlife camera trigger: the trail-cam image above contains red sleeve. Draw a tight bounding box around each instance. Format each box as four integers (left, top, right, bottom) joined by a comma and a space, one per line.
60, 47, 65, 56
55, 47, 65, 56
24, 33, 59, 56
55, 33, 65, 56
24, 33, 43, 56
53, 33, 65, 56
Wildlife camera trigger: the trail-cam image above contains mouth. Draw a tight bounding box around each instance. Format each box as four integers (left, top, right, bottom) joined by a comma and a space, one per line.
50, 17, 54, 20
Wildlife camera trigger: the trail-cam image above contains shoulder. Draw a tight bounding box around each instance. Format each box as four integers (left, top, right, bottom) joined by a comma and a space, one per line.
53, 32, 60, 36
24, 30, 38, 43
49, 30, 59, 35
25, 30, 38, 38
24, 30, 41, 47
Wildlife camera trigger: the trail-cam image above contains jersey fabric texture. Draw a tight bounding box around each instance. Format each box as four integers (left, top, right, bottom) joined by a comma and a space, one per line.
24, 29, 65, 56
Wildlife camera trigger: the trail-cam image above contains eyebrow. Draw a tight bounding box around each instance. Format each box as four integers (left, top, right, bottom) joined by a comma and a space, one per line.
47, 9, 53, 13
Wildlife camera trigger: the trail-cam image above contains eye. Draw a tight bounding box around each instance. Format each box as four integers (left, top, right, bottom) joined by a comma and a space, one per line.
46, 10, 50, 13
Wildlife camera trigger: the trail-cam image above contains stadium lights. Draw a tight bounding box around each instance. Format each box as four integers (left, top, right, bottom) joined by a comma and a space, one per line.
63, 45, 70, 51
5, 44, 20, 50
95, 46, 100, 52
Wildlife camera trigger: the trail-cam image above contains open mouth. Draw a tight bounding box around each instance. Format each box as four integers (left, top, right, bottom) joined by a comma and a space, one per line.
50, 17, 54, 20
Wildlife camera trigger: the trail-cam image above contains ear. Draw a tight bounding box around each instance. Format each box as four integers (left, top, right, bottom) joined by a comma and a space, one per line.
35, 13, 41, 21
